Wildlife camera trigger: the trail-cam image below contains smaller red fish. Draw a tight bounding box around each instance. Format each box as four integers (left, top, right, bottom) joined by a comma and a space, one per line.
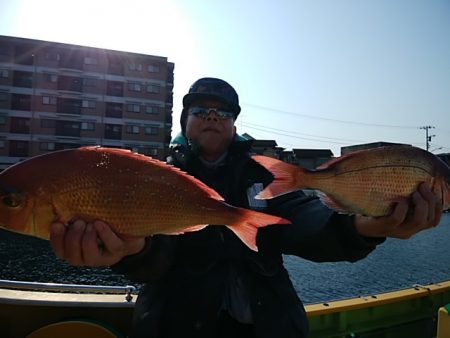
253, 146, 450, 217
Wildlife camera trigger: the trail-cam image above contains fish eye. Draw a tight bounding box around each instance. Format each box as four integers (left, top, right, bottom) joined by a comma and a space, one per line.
1, 195, 21, 208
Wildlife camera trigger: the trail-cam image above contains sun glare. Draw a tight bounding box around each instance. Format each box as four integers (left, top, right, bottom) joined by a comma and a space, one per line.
15, 0, 190, 55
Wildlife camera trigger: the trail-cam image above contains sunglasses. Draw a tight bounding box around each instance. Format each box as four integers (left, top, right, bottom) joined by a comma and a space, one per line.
188, 106, 235, 120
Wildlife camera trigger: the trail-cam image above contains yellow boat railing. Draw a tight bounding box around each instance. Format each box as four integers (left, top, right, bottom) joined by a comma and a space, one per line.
305, 280, 450, 338
1, 279, 449, 337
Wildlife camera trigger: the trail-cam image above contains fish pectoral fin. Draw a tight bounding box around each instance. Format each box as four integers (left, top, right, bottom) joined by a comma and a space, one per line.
318, 192, 352, 214
176, 224, 209, 234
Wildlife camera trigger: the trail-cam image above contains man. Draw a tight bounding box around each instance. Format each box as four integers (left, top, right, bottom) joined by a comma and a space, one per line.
50, 77, 442, 338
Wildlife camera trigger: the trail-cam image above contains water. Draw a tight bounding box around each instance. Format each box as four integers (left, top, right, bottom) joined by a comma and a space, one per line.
0, 231, 132, 286
285, 213, 450, 304
0, 214, 449, 304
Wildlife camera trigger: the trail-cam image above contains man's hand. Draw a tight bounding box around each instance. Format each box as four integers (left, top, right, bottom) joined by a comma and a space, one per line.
354, 182, 443, 239
50, 220, 146, 267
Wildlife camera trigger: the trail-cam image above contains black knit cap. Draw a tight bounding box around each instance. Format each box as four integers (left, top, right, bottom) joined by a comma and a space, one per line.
180, 77, 241, 133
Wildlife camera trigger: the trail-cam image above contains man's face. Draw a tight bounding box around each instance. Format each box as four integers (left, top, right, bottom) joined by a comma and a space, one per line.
185, 99, 236, 161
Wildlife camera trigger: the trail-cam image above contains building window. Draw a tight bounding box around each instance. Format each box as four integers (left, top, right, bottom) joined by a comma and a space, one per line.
105, 102, 123, 118
13, 71, 33, 88
11, 94, 31, 110
0, 69, 8, 78
128, 63, 142, 71
83, 78, 97, 87
0, 140, 5, 149
54, 142, 80, 150
146, 84, 160, 94
40, 142, 55, 151
55, 120, 81, 137
106, 81, 123, 97
57, 98, 82, 114
84, 57, 98, 65
81, 122, 95, 131
0, 116, 6, 125
107, 58, 124, 75
0, 47, 10, 56
9, 140, 29, 157
45, 50, 61, 61
58, 75, 82, 92
44, 73, 58, 83
105, 124, 122, 139
126, 125, 140, 134
0, 92, 8, 102
144, 125, 159, 135
42, 96, 57, 105
145, 105, 160, 114
82, 99, 96, 109
147, 65, 160, 73
41, 119, 56, 128
60, 50, 83, 70
127, 103, 141, 113
128, 82, 142, 92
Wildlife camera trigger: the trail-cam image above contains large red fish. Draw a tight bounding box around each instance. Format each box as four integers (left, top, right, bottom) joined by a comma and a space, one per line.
253, 145, 450, 216
0, 146, 290, 251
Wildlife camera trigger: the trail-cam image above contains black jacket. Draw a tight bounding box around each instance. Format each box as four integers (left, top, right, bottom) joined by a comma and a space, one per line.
112, 137, 384, 338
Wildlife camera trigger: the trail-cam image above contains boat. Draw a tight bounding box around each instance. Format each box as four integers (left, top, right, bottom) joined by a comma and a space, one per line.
306, 280, 450, 338
0, 280, 135, 338
0, 279, 449, 338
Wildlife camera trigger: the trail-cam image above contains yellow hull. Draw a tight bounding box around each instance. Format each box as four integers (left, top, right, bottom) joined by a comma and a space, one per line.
0, 279, 449, 337
306, 280, 450, 338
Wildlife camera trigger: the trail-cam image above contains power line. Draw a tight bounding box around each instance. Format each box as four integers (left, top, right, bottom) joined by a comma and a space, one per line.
239, 119, 444, 151
239, 121, 363, 144
242, 102, 424, 129
238, 104, 449, 151
242, 125, 343, 144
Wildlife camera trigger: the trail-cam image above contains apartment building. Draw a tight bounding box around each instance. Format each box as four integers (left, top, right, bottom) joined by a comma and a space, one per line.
0, 35, 174, 169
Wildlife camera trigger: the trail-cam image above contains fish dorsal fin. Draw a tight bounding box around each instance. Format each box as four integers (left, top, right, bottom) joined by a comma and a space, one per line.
315, 152, 357, 170
80, 146, 225, 201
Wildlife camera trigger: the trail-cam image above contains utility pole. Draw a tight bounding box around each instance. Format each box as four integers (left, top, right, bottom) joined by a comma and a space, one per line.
420, 126, 435, 151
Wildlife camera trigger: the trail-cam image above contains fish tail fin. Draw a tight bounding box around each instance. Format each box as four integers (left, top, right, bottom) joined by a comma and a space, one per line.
252, 155, 308, 199
227, 208, 290, 251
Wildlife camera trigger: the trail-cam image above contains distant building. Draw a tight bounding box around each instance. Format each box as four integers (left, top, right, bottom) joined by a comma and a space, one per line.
341, 141, 409, 155
241, 133, 284, 158
241, 133, 335, 168
291, 148, 334, 170
280, 150, 296, 164
0, 35, 174, 169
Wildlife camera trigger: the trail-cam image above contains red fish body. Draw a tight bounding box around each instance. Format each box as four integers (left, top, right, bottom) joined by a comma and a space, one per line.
0, 146, 290, 251
253, 146, 450, 216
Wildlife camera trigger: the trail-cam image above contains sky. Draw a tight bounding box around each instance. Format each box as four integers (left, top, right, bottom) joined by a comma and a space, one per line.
0, 0, 449, 156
